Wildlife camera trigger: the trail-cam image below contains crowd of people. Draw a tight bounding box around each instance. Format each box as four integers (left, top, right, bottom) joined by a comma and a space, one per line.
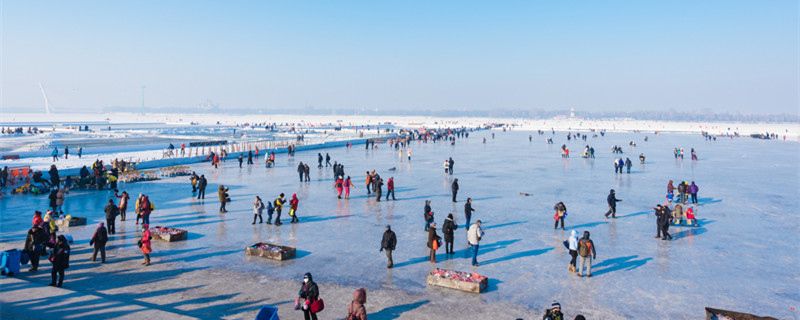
9, 124, 709, 320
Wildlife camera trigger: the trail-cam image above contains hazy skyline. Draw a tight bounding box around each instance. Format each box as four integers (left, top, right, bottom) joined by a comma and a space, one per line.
1, 1, 797, 114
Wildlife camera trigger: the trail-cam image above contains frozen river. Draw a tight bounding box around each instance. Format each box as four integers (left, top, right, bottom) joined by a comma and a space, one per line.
2, 129, 798, 319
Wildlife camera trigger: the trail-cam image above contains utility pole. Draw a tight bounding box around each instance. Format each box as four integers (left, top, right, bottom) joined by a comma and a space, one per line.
141, 86, 146, 115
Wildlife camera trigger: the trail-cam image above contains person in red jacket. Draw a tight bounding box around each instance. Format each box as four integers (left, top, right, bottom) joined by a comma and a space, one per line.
289, 194, 300, 224
385, 177, 396, 201
335, 177, 344, 199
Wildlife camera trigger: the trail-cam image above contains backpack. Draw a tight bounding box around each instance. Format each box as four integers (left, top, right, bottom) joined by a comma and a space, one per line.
345, 302, 364, 320
97, 231, 108, 243
578, 239, 592, 257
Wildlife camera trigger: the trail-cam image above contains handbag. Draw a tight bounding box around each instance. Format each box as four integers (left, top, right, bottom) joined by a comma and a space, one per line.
310, 298, 325, 313
432, 239, 439, 250
20, 251, 30, 265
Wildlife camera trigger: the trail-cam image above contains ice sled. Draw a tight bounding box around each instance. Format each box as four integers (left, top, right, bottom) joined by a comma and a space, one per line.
670, 219, 701, 227
427, 268, 488, 293
149, 226, 188, 242
246, 242, 296, 261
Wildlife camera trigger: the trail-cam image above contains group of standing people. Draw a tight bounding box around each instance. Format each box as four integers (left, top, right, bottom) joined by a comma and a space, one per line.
613, 158, 632, 173
667, 180, 699, 205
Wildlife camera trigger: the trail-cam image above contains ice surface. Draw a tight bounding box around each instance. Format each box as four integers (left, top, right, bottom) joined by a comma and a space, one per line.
1, 129, 799, 319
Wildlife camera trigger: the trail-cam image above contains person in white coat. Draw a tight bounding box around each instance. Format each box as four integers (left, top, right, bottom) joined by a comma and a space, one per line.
568, 230, 580, 272
467, 220, 484, 266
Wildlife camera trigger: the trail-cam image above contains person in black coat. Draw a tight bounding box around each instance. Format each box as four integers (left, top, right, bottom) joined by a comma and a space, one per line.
653, 205, 664, 239
442, 214, 458, 254
297, 162, 305, 182
448, 157, 454, 174
197, 175, 207, 199
317, 153, 323, 168
604, 189, 622, 219
658, 206, 673, 241
24, 224, 47, 272
49, 190, 59, 214
238, 154, 243, 168
424, 200, 433, 231
464, 198, 475, 229
247, 150, 253, 164
380, 225, 397, 268
47, 235, 70, 287
299, 273, 320, 320
49, 165, 60, 189
104, 199, 119, 235
90, 223, 108, 263
375, 178, 383, 202
451, 179, 459, 202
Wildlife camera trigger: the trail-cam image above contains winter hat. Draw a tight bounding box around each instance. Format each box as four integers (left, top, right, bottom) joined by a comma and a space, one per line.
610, 189, 615, 193
386, 225, 391, 230
574, 316, 586, 320
98, 222, 104, 228
551, 301, 561, 310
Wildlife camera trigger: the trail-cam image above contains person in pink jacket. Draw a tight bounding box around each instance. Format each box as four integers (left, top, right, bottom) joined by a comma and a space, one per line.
140, 228, 152, 266
343, 176, 354, 199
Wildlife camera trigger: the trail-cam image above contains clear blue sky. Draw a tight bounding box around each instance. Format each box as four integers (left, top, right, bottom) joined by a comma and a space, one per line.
1, 1, 797, 114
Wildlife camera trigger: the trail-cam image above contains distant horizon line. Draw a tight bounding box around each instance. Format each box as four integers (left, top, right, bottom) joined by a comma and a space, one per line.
1, 108, 797, 124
